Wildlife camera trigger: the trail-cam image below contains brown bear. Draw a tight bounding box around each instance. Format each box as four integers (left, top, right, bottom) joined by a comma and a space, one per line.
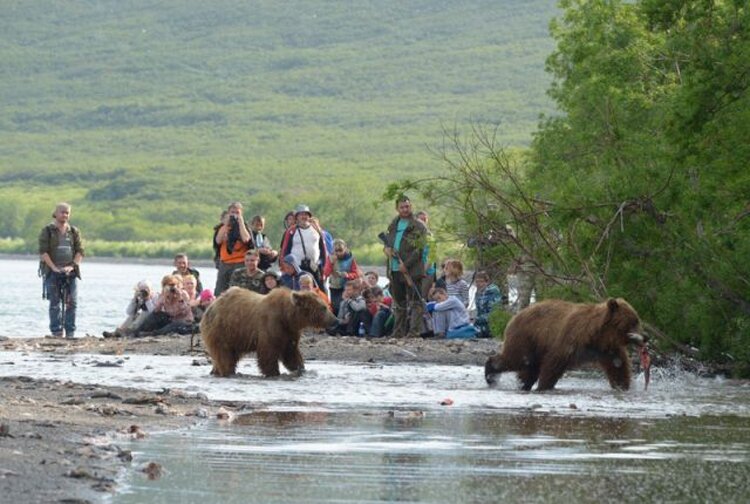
200, 287, 338, 377
484, 298, 646, 391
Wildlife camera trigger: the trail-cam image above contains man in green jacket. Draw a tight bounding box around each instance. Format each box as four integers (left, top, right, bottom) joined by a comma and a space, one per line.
39, 202, 84, 339
383, 195, 428, 338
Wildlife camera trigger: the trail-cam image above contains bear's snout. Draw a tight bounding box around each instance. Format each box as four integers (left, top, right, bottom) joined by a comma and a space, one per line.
627, 332, 647, 346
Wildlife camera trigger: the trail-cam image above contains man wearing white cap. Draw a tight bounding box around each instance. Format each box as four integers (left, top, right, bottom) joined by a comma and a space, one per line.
280, 204, 329, 291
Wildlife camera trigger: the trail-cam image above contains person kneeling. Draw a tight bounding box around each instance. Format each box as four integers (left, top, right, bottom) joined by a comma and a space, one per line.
425, 287, 479, 339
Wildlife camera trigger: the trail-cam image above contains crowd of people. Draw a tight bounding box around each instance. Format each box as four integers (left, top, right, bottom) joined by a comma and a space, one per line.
39, 198, 507, 340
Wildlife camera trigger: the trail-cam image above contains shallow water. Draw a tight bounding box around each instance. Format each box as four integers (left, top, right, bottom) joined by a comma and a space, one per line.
1, 352, 749, 503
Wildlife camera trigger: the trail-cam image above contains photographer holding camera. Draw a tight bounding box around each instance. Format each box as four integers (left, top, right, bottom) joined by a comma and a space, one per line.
102, 279, 156, 338
214, 202, 253, 296
279, 204, 329, 292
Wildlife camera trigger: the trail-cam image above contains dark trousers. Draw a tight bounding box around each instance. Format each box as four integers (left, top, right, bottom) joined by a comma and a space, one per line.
45, 272, 77, 337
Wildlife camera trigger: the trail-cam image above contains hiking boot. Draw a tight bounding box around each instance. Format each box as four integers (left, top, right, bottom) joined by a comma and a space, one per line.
65, 332, 75, 339
102, 331, 116, 339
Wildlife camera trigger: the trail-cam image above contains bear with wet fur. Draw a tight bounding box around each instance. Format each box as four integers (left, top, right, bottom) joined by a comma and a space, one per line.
484, 298, 645, 391
200, 287, 338, 377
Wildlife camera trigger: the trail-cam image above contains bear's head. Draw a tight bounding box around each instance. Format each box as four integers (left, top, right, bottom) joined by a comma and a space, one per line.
604, 298, 647, 347
291, 291, 338, 329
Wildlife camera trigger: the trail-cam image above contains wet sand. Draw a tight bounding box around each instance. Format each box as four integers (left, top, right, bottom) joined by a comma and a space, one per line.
0, 334, 498, 502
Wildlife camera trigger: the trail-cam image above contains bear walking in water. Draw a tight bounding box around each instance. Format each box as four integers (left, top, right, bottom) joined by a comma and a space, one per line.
200, 287, 337, 377
484, 298, 646, 391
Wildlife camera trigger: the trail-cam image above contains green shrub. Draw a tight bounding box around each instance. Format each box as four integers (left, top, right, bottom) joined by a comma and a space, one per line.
488, 306, 514, 340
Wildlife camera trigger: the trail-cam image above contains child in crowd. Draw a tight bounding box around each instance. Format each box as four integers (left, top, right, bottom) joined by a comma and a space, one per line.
444, 259, 470, 307
192, 289, 215, 323
299, 273, 333, 312
364, 285, 392, 337
261, 271, 280, 293
330, 279, 371, 336
426, 287, 478, 339
324, 238, 362, 315
473, 271, 503, 338
280, 254, 303, 290
182, 274, 200, 307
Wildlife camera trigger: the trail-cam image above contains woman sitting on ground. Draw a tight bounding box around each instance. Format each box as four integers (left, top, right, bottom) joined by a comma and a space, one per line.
133, 274, 194, 337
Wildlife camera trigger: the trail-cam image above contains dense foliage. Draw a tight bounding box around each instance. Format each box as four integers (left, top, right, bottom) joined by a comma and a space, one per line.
392, 0, 750, 375
0, 0, 557, 262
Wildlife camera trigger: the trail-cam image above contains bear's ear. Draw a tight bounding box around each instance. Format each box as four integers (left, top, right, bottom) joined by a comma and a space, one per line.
607, 298, 619, 312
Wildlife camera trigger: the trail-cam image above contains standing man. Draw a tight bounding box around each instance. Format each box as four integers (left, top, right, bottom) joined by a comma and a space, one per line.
383, 195, 428, 338
39, 202, 84, 339
214, 202, 253, 296
280, 204, 328, 290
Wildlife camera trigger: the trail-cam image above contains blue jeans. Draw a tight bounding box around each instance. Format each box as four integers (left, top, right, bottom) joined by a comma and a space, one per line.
46, 272, 77, 337
446, 323, 479, 339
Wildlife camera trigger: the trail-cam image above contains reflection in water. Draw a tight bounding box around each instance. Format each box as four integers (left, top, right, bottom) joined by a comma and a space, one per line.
115, 410, 750, 503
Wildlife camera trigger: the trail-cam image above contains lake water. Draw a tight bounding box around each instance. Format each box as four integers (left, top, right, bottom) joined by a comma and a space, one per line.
1, 352, 749, 503
0, 256, 217, 338
3, 257, 748, 503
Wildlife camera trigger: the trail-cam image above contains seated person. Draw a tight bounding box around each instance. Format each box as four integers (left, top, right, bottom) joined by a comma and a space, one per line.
133, 274, 194, 337
261, 271, 280, 294
279, 254, 303, 290
330, 279, 371, 336
425, 287, 479, 339
473, 271, 503, 338
173, 253, 203, 292
192, 289, 215, 324
103, 279, 156, 338
182, 274, 200, 307
298, 273, 333, 312
228, 250, 266, 294
364, 285, 392, 337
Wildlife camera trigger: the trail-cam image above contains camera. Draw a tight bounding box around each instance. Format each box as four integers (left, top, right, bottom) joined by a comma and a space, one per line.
138, 289, 149, 299
300, 258, 313, 271
168, 286, 178, 294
